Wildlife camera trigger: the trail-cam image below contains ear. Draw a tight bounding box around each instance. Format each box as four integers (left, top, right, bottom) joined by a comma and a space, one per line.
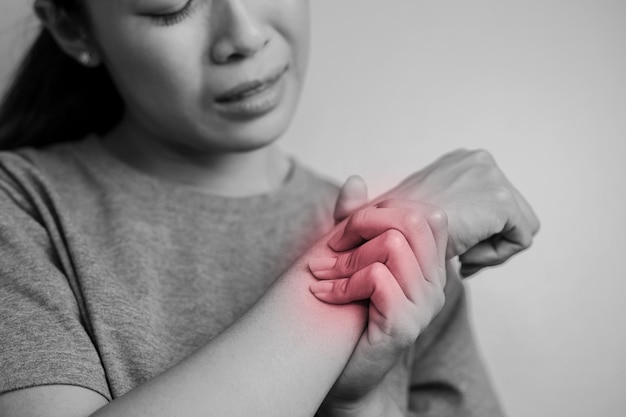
34, 0, 102, 67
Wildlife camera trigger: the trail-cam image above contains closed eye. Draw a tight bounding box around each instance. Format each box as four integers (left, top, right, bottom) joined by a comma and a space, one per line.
146, 0, 196, 27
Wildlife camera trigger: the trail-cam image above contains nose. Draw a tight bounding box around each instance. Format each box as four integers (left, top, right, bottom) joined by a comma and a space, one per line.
210, 0, 270, 64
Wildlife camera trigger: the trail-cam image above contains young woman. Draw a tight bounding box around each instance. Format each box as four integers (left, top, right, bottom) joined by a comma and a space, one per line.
0, 1, 540, 416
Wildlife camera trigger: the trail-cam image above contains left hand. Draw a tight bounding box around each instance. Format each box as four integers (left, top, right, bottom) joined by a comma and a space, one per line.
311, 199, 448, 416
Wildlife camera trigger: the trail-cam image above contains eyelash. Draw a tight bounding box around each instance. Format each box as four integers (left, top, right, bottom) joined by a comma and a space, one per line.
149, 0, 196, 26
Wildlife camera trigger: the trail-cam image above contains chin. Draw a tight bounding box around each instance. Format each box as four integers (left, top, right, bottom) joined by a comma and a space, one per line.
221, 130, 284, 153
204, 101, 298, 153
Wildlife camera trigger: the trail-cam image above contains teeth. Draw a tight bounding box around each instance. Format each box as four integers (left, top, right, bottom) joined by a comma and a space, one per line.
216, 66, 287, 104
218, 83, 266, 103
235, 84, 266, 100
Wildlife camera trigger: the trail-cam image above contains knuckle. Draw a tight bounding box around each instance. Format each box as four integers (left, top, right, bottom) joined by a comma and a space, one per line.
369, 261, 389, 278
426, 206, 448, 230
443, 148, 470, 163
483, 164, 504, 182
382, 229, 408, 252
518, 232, 534, 249
451, 147, 470, 156
403, 211, 425, 231
346, 208, 366, 231
351, 205, 379, 230
337, 251, 359, 274
492, 186, 514, 205
336, 279, 349, 295
471, 148, 496, 164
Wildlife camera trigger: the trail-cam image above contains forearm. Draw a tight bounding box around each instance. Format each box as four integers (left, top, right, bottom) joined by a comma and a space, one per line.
91, 253, 368, 417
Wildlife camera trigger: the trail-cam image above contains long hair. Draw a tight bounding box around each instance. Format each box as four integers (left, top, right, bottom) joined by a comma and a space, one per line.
0, 1, 123, 150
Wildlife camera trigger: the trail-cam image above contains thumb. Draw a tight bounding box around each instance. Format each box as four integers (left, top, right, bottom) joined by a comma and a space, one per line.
334, 175, 369, 224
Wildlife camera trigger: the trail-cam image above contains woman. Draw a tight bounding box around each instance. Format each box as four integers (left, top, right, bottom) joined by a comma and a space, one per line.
0, 0, 539, 416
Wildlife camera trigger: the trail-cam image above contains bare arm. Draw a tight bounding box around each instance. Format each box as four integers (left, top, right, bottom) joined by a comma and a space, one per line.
98, 257, 368, 416
0, 229, 367, 417
1, 189, 451, 417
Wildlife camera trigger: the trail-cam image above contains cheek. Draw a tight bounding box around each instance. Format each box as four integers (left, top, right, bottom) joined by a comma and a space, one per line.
267, 0, 311, 82
95, 22, 207, 119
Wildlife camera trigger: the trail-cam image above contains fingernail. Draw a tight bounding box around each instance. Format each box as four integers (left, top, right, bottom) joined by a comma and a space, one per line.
310, 281, 334, 294
309, 257, 337, 272
328, 231, 342, 249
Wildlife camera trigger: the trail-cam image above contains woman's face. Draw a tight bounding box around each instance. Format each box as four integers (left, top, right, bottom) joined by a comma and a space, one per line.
84, 0, 310, 153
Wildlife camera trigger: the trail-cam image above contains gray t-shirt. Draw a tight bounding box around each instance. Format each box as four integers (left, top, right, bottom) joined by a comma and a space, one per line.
0, 137, 503, 415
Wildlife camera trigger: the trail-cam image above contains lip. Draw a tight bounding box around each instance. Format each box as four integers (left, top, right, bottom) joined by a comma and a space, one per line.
211, 64, 290, 120
214, 65, 289, 104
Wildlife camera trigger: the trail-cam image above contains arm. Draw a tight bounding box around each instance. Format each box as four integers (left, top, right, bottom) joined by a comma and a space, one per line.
2, 200, 441, 417
312, 201, 449, 417
93, 249, 367, 417
0, 228, 367, 417
102, 201, 450, 417
325, 150, 537, 415
335, 149, 540, 276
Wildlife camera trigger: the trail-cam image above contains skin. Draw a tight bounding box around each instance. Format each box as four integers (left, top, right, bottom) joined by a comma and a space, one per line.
43, 0, 540, 270
1, 1, 448, 416
334, 150, 541, 277
88, 0, 310, 196
311, 201, 448, 416
0, 201, 448, 417
0, 0, 540, 415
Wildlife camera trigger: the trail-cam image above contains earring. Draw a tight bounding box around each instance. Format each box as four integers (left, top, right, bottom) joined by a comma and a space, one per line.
78, 51, 93, 66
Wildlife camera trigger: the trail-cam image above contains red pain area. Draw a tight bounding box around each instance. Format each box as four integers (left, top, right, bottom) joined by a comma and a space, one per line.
307, 202, 448, 349
303, 202, 448, 400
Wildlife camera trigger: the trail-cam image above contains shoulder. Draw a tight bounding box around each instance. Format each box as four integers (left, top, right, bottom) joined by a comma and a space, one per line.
0, 138, 90, 187
0, 138, 114, 239
0, 137, 107, 211
281, 159, 341, 227
0, 147, 51, 217
289, 158, 340, 206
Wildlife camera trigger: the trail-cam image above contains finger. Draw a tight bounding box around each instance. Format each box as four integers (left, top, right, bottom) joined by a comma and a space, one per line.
459, 229, 527, 268
511, 186, 541, 236
338, 200, 447, 286
457, 186, 535, 273
310, 263, 406, 317
329, 206, 430, 254
311, 229, 425, 302
325, 206, 443, 287
493, 172, 539, 250
459, 264, 483, 278
375, 199, 448, 275
333, 175, 369, 224
311, 263, 423, 347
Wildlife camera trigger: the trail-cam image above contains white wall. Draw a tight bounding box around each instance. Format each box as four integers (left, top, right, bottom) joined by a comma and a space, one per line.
287, 2, 626, 416
2, 1, 625, 416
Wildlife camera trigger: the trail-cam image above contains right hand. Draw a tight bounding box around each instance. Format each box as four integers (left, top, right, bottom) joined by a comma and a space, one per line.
309, 200, 448, 415
334, 150, 541, 277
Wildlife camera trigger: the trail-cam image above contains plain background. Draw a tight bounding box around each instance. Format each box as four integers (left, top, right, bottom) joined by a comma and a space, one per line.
1, 1, 624, 416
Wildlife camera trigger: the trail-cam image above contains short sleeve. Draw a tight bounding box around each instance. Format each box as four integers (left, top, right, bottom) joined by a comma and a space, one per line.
0, 158, 112, 401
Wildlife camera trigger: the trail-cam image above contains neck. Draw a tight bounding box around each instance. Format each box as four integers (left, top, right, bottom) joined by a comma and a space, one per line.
101, 119, 291, 197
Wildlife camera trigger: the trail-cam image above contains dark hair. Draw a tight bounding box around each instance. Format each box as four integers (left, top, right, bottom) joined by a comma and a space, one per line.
0, 1, 123, 150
